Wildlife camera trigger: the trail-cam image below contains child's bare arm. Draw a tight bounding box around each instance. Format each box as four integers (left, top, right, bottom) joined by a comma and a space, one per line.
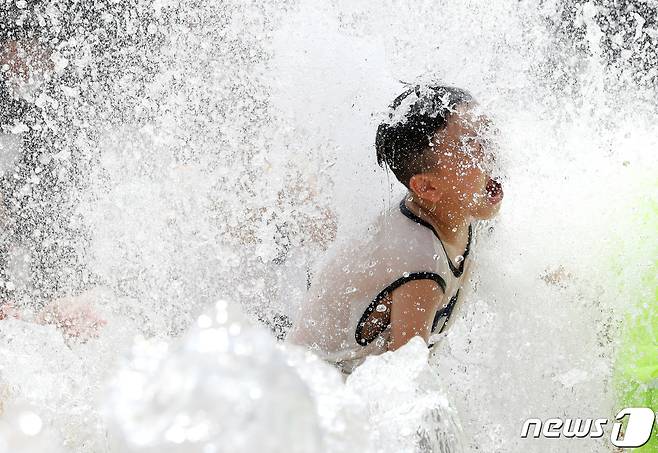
0, 302, 20, 320
37, 293, 107, 342
387, 280, 442, 351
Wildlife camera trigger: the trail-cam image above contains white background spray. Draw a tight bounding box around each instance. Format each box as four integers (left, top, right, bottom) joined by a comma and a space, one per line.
0, 0, 656, 452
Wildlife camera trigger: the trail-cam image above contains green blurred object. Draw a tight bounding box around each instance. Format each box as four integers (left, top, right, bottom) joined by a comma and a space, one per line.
612, 179, 657, 452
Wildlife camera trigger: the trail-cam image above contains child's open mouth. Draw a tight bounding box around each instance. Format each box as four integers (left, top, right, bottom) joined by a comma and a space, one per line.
485, 177, 503, 204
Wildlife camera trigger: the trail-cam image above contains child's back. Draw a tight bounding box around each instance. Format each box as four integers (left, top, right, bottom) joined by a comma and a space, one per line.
287, 196, 474, 375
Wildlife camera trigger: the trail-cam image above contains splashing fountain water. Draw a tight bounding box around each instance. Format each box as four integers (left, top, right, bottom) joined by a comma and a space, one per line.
0, 0, 656, 452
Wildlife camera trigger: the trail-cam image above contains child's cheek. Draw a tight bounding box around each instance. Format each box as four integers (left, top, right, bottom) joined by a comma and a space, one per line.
460, 170, 480, 194
451, 174, 470, 201
467, 172, 487, 206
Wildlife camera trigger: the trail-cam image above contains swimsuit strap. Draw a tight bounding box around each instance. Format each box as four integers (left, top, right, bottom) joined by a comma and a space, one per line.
398, 197, 472, 278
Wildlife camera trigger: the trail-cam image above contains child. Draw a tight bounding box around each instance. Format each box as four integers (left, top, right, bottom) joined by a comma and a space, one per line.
286, 84, 503, 375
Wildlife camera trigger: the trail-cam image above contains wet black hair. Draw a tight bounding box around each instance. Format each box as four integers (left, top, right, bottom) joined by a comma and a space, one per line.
375, 84, 474, 188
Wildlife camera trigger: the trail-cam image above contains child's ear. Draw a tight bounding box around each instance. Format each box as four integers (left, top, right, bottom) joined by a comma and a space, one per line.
408, 174, 443, 203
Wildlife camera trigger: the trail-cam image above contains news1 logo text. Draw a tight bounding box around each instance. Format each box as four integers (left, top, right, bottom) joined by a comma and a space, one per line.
521, 407, 656, 448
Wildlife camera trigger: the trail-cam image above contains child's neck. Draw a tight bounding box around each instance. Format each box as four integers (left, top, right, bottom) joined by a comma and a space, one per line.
404, 192, 471, 249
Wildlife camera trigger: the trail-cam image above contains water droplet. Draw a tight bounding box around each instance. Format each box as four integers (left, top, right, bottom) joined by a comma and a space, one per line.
197, 314, 212, 329
18, 411, 42, 436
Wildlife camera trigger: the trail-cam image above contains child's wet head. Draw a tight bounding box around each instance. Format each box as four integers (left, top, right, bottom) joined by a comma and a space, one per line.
422, 102, 504, 220
376, 84, 504, 222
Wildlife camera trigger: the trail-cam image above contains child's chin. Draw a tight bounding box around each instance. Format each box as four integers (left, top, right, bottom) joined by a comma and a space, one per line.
473, 203, 501, 220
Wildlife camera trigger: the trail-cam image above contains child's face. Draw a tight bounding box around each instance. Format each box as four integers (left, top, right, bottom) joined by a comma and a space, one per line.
416, 102, 503, 220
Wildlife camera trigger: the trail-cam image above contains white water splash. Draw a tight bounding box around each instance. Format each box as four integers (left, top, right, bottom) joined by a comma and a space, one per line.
0, 0, 656, 452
